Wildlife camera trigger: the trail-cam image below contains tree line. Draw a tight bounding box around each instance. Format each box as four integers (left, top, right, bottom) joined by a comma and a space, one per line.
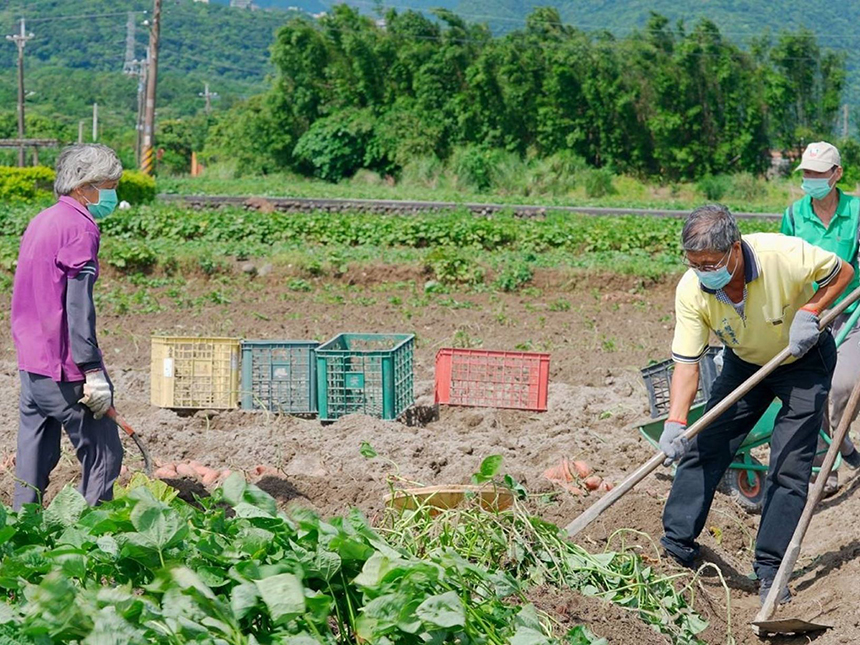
196, 6, 845, 182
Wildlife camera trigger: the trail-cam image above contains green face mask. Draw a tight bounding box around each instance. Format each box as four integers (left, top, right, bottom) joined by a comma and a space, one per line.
86, 188, 118, 219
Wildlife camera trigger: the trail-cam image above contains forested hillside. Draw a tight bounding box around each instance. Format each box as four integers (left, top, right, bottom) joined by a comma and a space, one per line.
0, 0, 294, 163
0, 1, 851, 181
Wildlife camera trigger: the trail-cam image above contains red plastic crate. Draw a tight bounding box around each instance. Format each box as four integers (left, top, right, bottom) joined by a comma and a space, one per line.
435, 348, 550, 411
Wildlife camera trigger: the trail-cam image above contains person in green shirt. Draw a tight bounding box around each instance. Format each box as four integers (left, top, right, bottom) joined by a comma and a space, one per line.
782, 141, 860, 494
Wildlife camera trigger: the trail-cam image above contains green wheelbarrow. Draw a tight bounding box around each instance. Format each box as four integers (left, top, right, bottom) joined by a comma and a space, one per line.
637, 305, 860, 514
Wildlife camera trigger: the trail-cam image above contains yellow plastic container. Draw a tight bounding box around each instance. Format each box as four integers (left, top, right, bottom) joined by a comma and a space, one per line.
151, 336, 240, 409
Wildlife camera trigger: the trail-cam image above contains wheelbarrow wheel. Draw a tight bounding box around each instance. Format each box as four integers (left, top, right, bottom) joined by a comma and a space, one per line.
718, 458, 765, 515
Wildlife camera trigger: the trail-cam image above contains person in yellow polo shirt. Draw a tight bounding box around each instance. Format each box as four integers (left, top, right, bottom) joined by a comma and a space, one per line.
659, 204, 854, 606
781, 141, 860, 496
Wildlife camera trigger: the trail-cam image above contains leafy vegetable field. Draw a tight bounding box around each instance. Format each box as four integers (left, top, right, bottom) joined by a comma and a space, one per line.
0, 465, 712, 644
0, 201, 780, 293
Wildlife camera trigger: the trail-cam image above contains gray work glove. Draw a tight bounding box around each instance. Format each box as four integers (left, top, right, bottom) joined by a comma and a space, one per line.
788, 308, 821, 358
79, 369, 112, 419
659, 419, 689, 466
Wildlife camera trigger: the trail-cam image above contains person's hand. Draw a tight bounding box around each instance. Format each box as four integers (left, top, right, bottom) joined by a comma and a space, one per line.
659, 419, 688, 466
79, 369, 112, 419
789, 307, 821, 358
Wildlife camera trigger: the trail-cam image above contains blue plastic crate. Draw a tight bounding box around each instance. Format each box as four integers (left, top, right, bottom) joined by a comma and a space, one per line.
316, 333, 414, 421
241, 340, 319, 414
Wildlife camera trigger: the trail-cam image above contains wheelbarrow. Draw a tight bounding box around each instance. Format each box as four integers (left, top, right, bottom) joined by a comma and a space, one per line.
636, 303, 860, 514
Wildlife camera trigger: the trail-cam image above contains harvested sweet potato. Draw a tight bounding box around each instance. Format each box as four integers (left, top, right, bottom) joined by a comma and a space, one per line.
571, 460, 593, 479
583, 475, 603, 491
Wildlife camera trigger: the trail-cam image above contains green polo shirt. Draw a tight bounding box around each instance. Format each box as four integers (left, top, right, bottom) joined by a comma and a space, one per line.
781, 189, 860, 313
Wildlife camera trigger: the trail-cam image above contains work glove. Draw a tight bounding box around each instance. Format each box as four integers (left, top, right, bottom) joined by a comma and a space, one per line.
713, 347, 725, 371
788, 307, 821, 358
79, 369, 112, 420
659, 419, 688, 466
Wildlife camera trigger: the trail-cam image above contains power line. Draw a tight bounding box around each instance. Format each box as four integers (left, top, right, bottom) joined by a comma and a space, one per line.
11, 11, 147, 24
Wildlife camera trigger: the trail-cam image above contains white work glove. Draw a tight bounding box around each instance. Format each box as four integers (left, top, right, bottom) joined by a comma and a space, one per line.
788, 308, 821, 358
79, 370, 112, 419
659, 419, 689, 466
713, 347, 725, 371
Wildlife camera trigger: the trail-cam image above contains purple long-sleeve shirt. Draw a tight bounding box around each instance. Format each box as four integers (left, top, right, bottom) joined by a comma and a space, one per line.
11, 196, 102, 382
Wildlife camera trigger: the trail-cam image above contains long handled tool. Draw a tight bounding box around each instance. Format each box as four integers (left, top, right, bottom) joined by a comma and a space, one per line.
565, 284, 860, 538
107, 407, 153, 475
751, 372, 860, 635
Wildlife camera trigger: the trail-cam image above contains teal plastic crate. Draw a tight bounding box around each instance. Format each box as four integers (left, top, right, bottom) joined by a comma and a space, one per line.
316, 333, 414, 421
241, 340, 319, 413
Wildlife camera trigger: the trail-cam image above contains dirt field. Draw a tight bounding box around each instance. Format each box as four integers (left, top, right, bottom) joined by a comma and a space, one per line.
0, 264, 858, 644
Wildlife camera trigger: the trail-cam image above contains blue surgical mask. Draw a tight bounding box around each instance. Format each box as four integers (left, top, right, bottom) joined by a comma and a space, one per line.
695, 265, 733, 290
801, 176, 834, 200
86, 188, 118, 219
693, 248, 737, 290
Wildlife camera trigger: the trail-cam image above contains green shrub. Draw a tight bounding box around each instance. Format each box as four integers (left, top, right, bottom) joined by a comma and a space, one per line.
726, 172, 767, 202
493, 262, 534, 292
293, 108, 386, 182
583, 168, 617, 198
102, 240, 158, 273
426, 247, 485, 285
523, 152, 585, 196
400, 155, 445, 188
696, 174, 731, 201
0, 166, 55, 201
449, 146, 497, 192
118, 170, 156, 205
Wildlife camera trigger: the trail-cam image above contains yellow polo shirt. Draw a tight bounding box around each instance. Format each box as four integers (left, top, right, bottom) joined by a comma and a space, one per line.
672, 233, 840, 366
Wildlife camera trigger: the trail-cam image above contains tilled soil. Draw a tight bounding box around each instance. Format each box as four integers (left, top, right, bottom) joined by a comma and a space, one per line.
0, 266, 858, 644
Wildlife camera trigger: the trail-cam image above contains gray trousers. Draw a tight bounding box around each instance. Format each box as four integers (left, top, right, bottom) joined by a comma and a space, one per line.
818, 312, 860, 457
14, 371, 123, 510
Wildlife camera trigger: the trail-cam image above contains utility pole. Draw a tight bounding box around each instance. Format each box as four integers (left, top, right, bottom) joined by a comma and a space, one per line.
78, 120, 84, 144
6, 18, 34, 167
141, 0, 161, 176
122, 12, 139, 75
134, 48, 149, 165
843, 104, 849, 139
198, 82, 218, 114
92, 103, 98, 141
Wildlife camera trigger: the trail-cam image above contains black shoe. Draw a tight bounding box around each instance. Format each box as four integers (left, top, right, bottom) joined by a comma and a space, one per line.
759, 580, 792, 606
844, 449, 860, 470
662, 548, 696, 570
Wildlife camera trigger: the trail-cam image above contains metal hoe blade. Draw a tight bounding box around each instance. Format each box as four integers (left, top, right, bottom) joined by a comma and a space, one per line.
751, 618, 832, 635
107, 407, 154, 475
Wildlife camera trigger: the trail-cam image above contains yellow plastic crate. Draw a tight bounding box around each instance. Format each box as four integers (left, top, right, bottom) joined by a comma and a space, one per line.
151, 336, 240, 409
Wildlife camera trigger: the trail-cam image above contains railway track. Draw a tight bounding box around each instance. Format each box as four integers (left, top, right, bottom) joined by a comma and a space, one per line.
159, 193, 781, 220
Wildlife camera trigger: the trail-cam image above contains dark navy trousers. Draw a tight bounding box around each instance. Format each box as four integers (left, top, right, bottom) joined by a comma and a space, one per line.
14, 371, 123, 510
661, 333, 836, 580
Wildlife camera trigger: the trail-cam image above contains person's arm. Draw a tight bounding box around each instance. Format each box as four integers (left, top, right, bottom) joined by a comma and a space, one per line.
66, 261, 101, 372
779, 205, 795, 236
802, 258, 854, 314
668, 362, 699, 425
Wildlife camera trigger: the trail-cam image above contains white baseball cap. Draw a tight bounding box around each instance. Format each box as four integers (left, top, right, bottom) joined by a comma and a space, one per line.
796, 141, 841, 172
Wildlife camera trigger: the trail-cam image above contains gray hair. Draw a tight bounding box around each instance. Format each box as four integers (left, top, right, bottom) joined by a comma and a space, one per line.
681, 204, 741, 253
54, 144, 123, 197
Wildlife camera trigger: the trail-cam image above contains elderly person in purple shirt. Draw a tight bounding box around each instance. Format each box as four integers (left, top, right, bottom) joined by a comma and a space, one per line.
10, 143, 123, 509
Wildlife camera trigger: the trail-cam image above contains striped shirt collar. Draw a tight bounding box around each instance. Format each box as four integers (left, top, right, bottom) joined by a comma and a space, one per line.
700, 239, 760, 294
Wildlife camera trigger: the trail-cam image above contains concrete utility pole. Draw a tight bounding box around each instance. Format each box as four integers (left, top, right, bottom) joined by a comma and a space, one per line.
141, 0, 162, 176
843, 104, 849, 139
134, 47, 149, 165
198, 82, 218, 114
6, 19, 34, 167
92, 103, 98, 141
122, 11, 139, 75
